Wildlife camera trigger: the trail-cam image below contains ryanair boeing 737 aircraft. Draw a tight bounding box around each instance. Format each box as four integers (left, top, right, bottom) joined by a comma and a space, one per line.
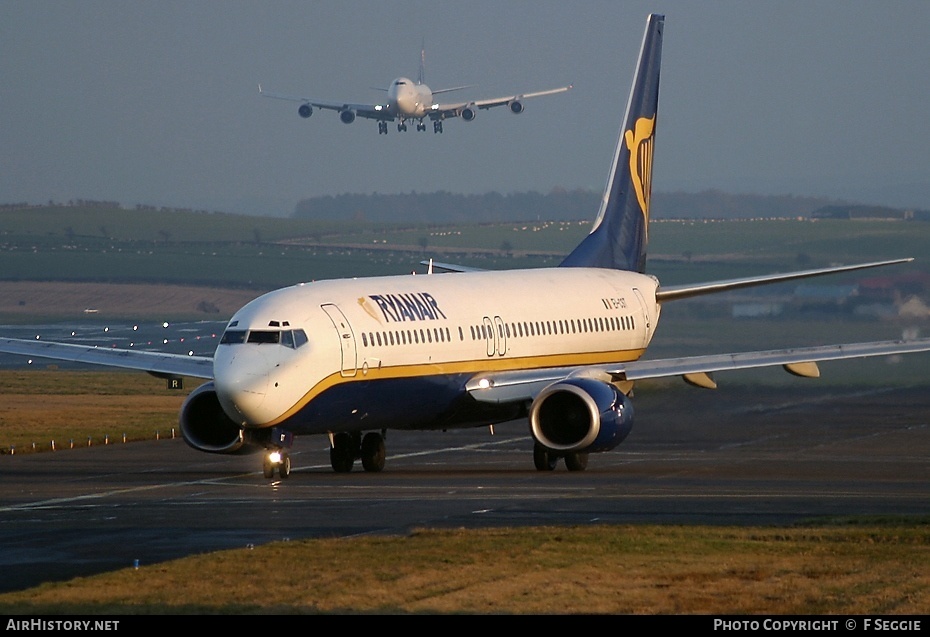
3, 14, 929, 478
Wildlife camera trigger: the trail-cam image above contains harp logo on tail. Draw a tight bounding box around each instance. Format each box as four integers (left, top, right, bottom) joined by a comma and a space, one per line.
624, 115, 655, 232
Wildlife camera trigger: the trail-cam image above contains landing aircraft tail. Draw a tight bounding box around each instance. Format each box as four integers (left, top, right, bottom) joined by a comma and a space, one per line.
560, 13, 663, 273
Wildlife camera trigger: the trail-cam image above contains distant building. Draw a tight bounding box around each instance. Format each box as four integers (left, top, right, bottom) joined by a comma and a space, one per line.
810, 205, 923, 221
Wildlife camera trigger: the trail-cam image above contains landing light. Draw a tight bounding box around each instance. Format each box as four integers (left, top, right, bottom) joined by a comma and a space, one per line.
268, 451, 282, 464
477, 378, 491, 389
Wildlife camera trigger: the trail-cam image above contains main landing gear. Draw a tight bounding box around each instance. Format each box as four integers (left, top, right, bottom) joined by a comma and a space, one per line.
533, 443, 589, 472
330, 430, 386, 473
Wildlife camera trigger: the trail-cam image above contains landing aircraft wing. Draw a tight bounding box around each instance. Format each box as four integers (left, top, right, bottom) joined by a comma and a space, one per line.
432, 85, 573, 119
0, 338, 214, 379
466, 338, 930, 404
258, 86, 393, 121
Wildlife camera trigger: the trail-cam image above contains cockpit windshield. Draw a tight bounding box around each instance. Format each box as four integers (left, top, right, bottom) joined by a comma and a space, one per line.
220, 328, 308, 349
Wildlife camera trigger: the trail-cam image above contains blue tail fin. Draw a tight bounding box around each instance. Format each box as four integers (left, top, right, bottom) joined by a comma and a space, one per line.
560, 13, 663, 273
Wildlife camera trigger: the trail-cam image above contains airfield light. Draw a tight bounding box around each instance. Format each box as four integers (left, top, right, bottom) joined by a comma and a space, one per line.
133, 325, 138, 331
188, 351, 194, 356
34, 335, 40, 340
163, 339, 169, 344
163, 322, 169, 328
104, 327, 109, 332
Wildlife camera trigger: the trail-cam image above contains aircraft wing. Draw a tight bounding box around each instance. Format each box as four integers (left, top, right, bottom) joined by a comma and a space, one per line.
258, 86, 394, 121
432, 84, 572, 119
0, 337, 214, 379
465, 338, 930, 403
419, 259, 487, 273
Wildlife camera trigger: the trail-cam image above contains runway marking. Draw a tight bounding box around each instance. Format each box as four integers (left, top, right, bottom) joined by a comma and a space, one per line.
0, 436, 531, 513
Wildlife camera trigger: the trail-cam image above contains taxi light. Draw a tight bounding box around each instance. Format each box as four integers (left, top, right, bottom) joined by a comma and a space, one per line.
269, 451, 282, 464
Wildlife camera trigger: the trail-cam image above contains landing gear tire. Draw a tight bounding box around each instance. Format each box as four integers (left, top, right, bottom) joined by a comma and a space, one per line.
330, 432, 357, 473
564, 452, 589, 472
263, 450, 291, 479
361, 432, 386, 472
533, 443, 558, 471
263, 455, 275, 479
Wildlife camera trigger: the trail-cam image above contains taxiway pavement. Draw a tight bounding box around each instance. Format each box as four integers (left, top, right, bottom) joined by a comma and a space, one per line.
1, 383, 927, 593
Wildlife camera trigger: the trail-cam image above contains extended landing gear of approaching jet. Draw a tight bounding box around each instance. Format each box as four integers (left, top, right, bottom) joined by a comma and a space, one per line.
433, 120, 443, 134
262, 449, 291, 479
533, 443, 589, 472
378, 121, 388, 134
330, 430, 386, 473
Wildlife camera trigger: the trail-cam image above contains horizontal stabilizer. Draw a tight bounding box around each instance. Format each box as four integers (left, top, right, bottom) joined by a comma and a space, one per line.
656, 258, 913, 303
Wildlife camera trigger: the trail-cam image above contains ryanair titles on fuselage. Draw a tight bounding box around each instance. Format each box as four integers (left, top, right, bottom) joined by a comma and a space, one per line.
365, 292, 448, 323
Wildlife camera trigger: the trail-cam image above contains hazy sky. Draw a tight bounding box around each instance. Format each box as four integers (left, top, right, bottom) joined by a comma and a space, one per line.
2, 1, 929, 216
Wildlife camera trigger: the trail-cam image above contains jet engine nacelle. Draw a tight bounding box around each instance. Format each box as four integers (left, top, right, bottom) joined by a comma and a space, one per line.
298, 103, 313, 118
528, 378, 634, 454
508, 99, 525, 114
179, 382, 266, 455
340, 109, 356, 124
460, 105, 477, 121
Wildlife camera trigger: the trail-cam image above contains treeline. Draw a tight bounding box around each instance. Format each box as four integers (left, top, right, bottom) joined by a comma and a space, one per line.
292, 189, 861, 223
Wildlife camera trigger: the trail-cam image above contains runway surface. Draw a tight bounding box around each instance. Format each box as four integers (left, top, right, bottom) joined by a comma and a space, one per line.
1, 383, 928, 593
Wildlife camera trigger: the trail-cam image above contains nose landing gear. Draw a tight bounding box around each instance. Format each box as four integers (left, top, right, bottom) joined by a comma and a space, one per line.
263, 449, 291, 479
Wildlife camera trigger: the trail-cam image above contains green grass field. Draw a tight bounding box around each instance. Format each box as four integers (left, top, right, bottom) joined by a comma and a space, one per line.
3, 205, 930, 288
0, 522, 927, 614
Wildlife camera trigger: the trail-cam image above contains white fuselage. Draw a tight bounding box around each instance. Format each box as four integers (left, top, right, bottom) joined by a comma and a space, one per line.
212, 267, 660, 433
387, 77, 433, 118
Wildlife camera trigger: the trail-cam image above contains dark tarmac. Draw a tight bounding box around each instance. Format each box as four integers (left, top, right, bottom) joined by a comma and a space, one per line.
1, 383, 928, 594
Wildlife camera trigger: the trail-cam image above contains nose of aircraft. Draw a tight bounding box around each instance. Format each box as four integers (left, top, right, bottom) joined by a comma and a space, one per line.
213, 346, 273, 425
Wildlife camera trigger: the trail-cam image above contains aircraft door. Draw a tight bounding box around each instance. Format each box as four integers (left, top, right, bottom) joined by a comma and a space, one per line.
321, 303, 358, 377
482, 317, 495, 357
631, 287, 650, 348
483, 316, 506, 357
493, 316, 507, 356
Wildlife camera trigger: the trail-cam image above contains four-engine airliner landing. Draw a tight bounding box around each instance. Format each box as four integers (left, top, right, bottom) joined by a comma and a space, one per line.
259, 47, 572, 134
3, 14, 929, 479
